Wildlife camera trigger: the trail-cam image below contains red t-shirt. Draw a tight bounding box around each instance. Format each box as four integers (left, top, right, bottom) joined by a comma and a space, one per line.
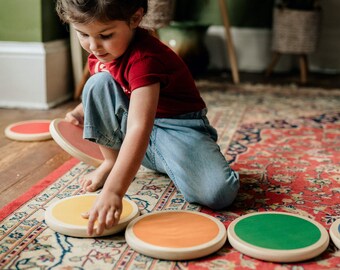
88, 27, 206, 118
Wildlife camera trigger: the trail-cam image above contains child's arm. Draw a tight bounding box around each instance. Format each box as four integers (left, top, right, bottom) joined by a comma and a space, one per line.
87, 82, 160, 236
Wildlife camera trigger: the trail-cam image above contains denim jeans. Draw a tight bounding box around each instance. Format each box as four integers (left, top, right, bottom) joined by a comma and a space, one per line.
82, 72, 239, 209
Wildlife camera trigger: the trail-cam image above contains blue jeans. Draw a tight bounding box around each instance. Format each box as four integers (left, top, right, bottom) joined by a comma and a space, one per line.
82, 72, 239, 210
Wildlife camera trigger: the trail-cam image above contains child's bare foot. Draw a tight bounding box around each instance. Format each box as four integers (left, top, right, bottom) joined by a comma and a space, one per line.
79, 160, 114, 192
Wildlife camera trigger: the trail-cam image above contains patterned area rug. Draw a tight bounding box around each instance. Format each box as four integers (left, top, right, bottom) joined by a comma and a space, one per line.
1, 83, 340, 269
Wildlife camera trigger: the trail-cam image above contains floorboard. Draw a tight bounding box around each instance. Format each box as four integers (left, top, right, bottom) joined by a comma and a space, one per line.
0, 101, 78, 208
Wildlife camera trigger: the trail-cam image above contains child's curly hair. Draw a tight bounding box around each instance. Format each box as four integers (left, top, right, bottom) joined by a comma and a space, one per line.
56, 0, 148, 24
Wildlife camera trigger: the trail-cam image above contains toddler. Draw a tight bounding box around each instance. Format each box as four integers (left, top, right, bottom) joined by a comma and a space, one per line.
56, 0, 239, 236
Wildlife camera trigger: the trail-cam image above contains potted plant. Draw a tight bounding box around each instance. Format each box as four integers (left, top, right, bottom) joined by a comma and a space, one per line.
158, 21, 210, 76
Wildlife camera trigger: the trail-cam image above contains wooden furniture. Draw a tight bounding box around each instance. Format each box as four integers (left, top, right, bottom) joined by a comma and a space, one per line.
265, 52, 309, 84
125, 210, 227, 260
219, 0, 240, 84
228, 212, 329, 263
49, 119, 104, 167
4, 120, 51, 141
45, 194, 139, 237
265, 7, 321, 84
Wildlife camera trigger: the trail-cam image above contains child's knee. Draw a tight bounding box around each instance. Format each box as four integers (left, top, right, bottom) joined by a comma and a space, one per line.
82, 72, 112, 100
185, 171, 240, 210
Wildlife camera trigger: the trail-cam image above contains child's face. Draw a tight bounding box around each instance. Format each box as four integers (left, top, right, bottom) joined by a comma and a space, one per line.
73, 19, 136, 63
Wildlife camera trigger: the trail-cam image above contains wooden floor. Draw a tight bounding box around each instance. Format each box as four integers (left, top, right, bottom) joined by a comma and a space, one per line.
0, 100, 79, 208
1, 71, 339, 209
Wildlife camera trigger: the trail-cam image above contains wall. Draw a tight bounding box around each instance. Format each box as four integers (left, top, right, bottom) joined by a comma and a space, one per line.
0, 0, 68, 42
0, 0, 42, 42
174, 0, 274, 28
171, 0, 340, 73
169, 0, 274, 72
0, 0, 72, 109
310, 0, 340, 72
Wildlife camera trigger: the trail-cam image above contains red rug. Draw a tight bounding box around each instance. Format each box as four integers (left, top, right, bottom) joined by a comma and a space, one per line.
1, 84, 339, 269
200, 112, 340, 270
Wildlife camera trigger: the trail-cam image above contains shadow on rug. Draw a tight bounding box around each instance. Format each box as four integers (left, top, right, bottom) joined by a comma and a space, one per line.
1, 83, 339, 269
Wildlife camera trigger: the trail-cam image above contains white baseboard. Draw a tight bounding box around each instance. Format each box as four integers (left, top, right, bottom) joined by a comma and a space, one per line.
0, 39, 73, 109
205, 26, 286, 72
205, 26, 340, 73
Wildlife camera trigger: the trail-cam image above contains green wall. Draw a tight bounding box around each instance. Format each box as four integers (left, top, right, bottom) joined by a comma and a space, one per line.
0, 0, 274, 42
0, 0, 68, 42
174, 0, 275, 28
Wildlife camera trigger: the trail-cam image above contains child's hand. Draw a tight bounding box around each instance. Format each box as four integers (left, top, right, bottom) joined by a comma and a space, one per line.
83, 190, 123, 236
65, 103, 84, 126
65, 111, 83, 126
